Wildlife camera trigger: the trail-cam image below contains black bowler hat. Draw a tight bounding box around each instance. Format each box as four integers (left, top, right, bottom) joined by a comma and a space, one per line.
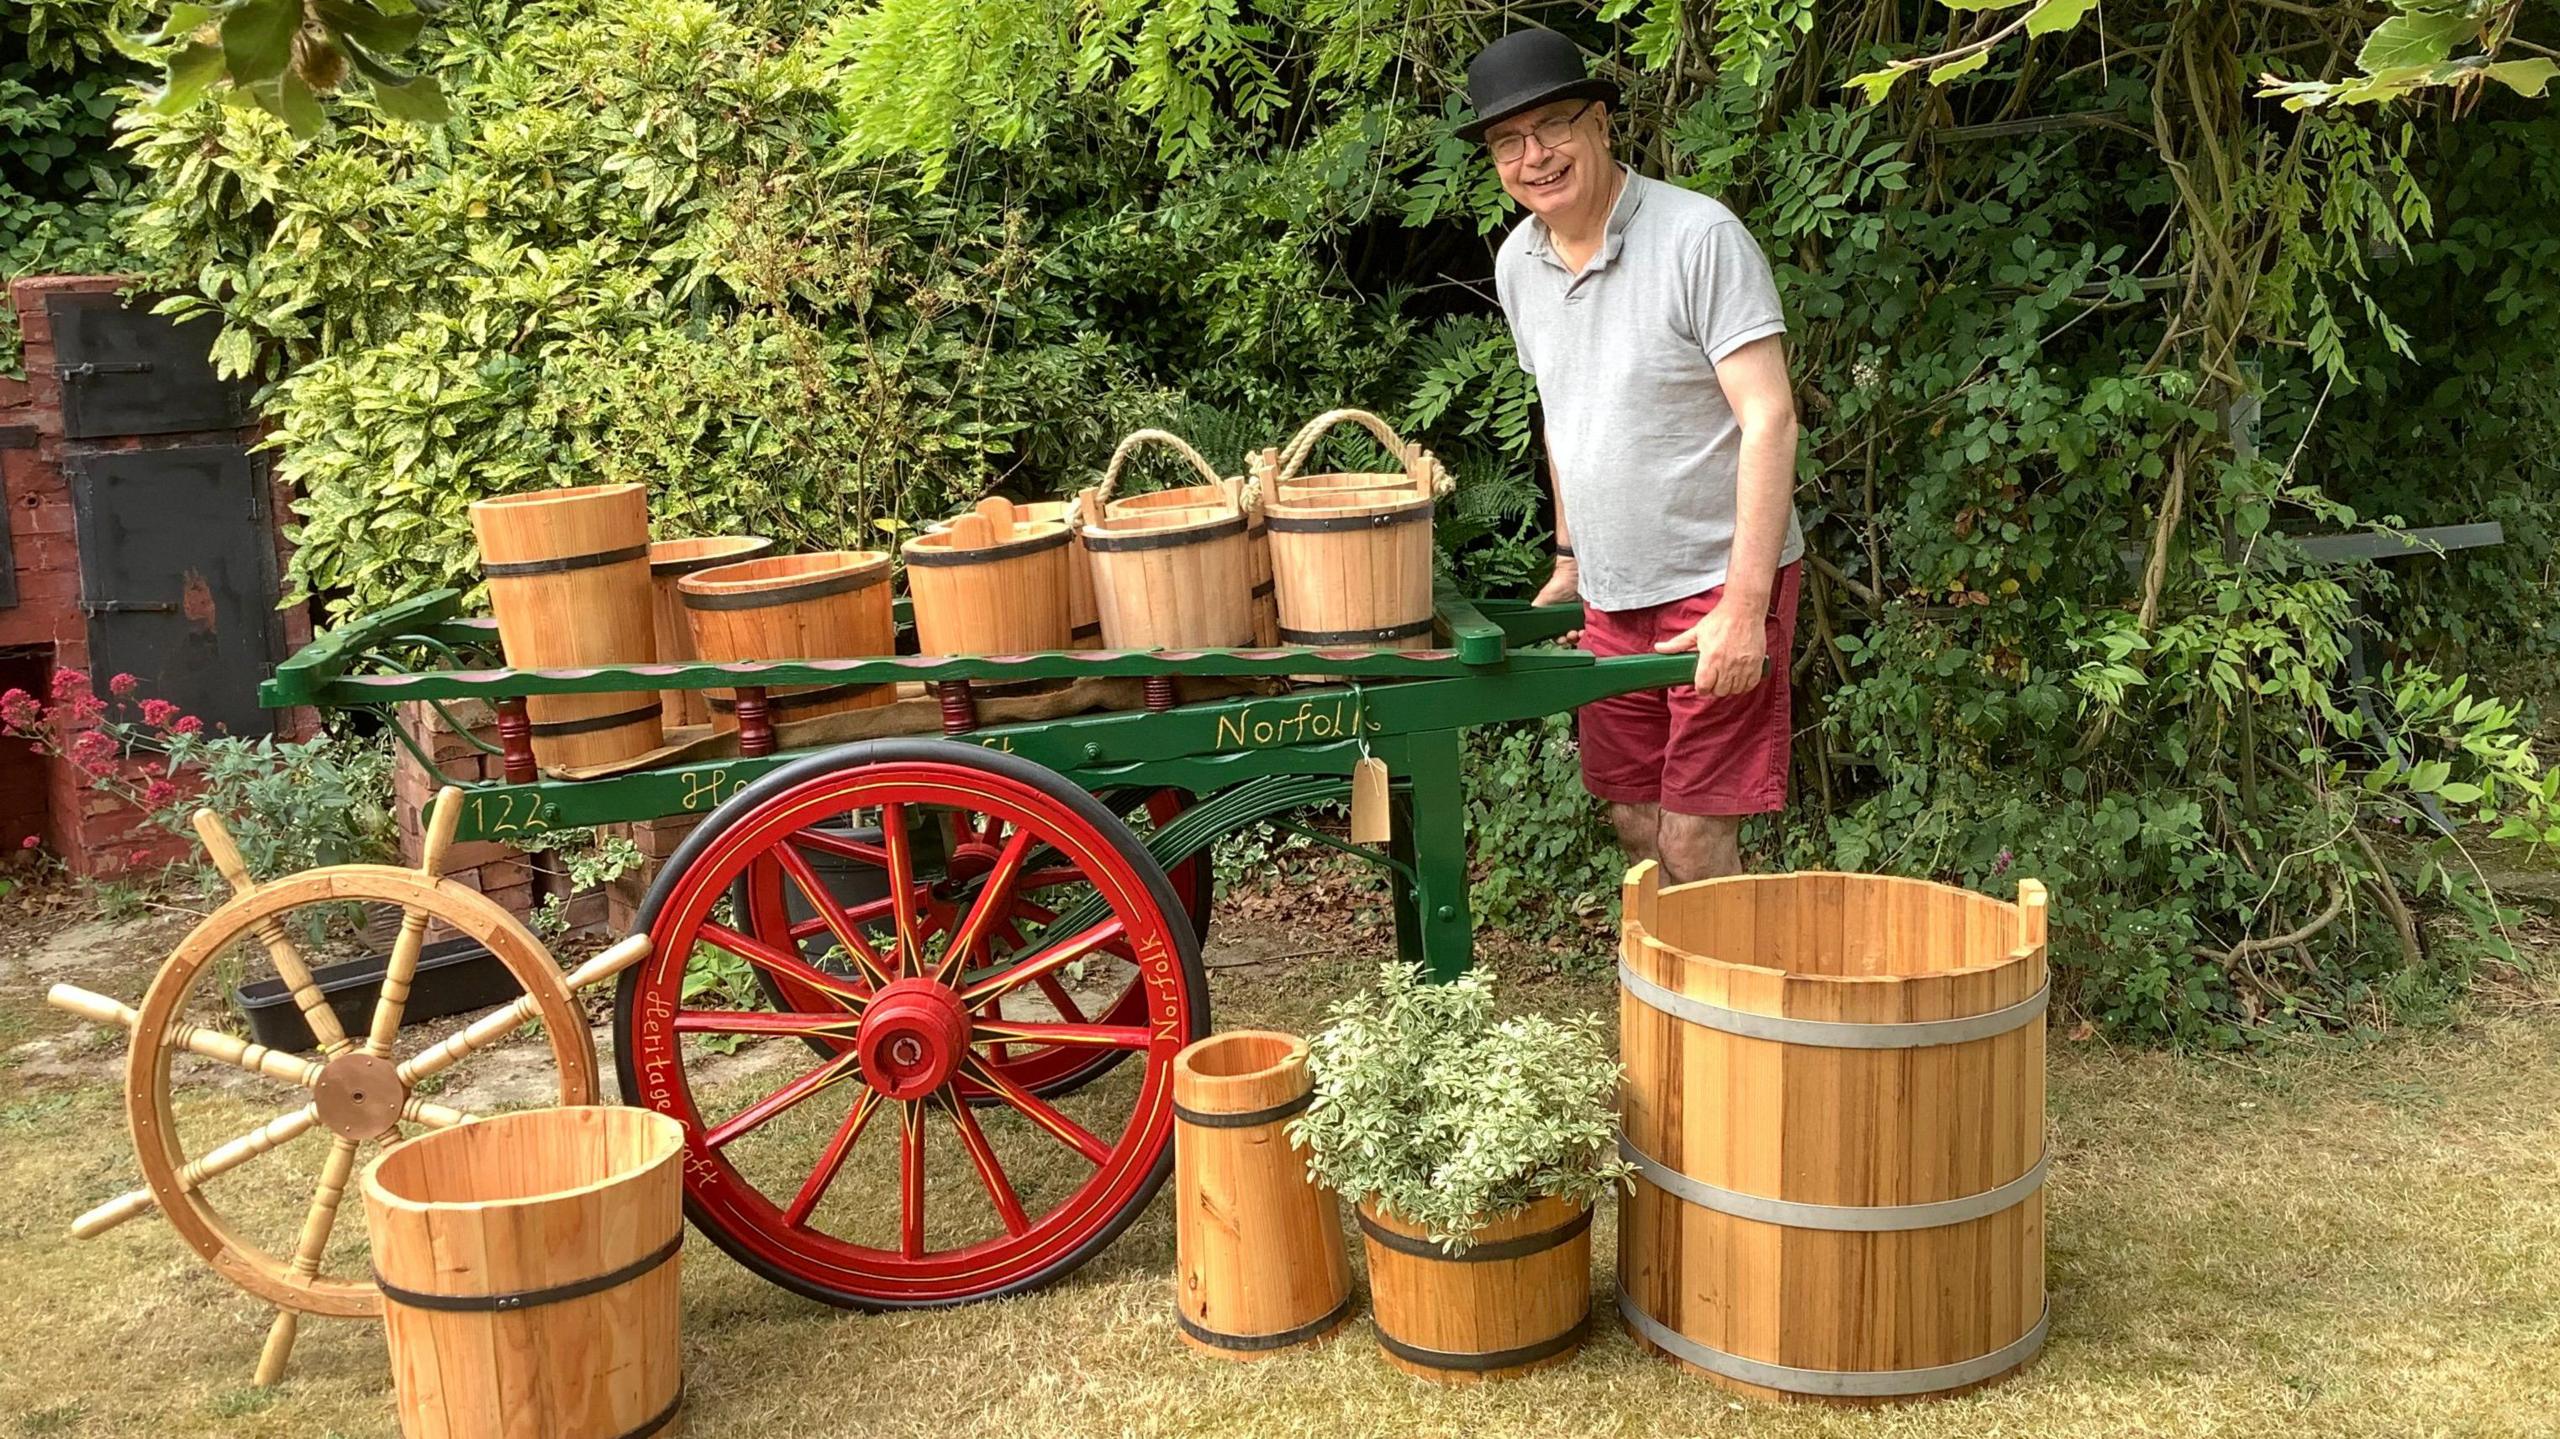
1456, 28, 1621, 143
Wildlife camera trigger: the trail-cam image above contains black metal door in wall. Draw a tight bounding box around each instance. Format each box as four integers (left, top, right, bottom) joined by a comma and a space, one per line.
68, 446, 281, 739
47, 291, 254, 440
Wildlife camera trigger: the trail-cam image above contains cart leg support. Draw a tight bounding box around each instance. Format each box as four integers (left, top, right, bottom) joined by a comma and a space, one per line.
1385, 730, 1473, 981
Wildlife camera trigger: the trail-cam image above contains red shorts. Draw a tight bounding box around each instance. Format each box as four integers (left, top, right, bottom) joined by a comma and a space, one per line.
1578, 563, 1801, 816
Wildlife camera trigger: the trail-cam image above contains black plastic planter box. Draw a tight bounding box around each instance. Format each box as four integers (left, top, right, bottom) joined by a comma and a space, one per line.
231, 936, 523, 1053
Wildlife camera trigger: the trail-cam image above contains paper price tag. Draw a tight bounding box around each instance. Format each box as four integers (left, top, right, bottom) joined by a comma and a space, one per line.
1349, 756, 1390, 844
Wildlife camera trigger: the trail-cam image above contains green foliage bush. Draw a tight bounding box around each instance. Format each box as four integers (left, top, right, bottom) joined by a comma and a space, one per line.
1291, 963, 1626, 1249
60, 0, 2558, 1044
1, 0, 147, 371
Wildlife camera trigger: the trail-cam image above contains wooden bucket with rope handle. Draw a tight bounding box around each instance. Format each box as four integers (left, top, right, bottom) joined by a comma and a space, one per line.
1079, 431, 1258, 651
1101, 429, 1275, 645
1252, 409, 1454, 651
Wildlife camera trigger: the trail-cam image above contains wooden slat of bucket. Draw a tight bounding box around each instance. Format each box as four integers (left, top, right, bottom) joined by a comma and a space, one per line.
1615, 864, 2048, 1403
679, 550, 895, 731
361, 1106, 686, 1439
902, 512, 1075, 658
1081, 502, 1256, 651
1011, 498, 1102, 650
648, 536, 773, 727
1358, 1194, 1592, 1384
468, 483, 663, 769
1173, 1031, 1352, 1357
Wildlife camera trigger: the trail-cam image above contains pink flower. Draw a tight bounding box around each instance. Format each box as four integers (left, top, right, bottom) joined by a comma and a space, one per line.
0, 688, 37, 730
139, 698, 180, 728
126, 848, 152, 866
142, 778, 180, 807
108, 673, 138, 696
48, 668, 89, 701
17, 835, 38, 850
171, 715, 203, 736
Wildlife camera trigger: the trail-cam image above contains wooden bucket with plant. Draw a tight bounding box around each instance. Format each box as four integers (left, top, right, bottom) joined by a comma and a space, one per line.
1291, 963, 1625, 1383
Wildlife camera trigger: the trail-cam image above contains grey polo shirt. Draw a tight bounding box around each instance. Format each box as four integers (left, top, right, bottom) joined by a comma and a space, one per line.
1494, 167, 1803, 612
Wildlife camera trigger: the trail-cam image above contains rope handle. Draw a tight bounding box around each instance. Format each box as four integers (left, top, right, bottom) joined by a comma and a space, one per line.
1268, 407, 1456, 499
1096, 428, 1225, 508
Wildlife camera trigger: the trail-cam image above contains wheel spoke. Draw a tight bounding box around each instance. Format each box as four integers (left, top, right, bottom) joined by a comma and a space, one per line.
403, 1096, 478, 1128
674, 1009, 860, 1038
898, 1100, 927, 1259
706, 1053, 861, 1150
699, 919, 869, 1010
880, 803, 923, 975
939, 1090, 1030, 1236
784, 1087, 885, 1229
73, 1104, 320, 1240
959, 918, 1128, 1007
1015, 869, 1083, 894
1032, 973, 1092, 1025
791, 827, 891, 867
934, 827, 1036, 987
960, 1055, 1113, 1165
974, 1019, 1152, 1049
772, 846, 896, 990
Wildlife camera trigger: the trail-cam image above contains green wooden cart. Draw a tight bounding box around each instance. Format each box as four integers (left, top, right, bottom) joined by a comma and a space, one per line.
257, 586, 1687, 1311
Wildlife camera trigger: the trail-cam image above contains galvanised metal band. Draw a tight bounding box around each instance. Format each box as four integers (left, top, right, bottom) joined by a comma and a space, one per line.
649, 547, 765, 577
1619, 1134, 2048, 1233
680, 566, 888, 609
1250, 579, 1276, 598
374, 1234, 682, 1313
481, 543, 650, 578
527, 701, 663, 738
1617, 958, 2049, 1049
1355, 1206, 1590, 1263
1080, 515, 1249, 552
1279, 617, 1435, 645
1374, 1310, 1590, 1373
1263, 503, 1432, 534
620, 1382, 685, 1439
1619, 1291, 2049, 1398
707, 682, 871, 715
902, 527, 1074, 565
1175, 1291, 1352, 1352
1071, 621, 1102, 639
1172, 1090, 1312, 1129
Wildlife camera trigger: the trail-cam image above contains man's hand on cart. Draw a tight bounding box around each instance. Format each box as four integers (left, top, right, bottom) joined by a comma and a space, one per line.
1533, 553, 1583, 646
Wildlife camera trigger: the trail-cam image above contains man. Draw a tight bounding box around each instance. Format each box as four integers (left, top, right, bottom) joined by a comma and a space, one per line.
1464, 27, 1804, 883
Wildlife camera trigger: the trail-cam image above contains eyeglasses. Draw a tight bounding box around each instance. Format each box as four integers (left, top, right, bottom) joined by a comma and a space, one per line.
1487, 101, 1598, 164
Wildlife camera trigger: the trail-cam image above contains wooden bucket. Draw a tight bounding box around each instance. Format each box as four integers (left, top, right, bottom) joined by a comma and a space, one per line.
1080, 433, 1257, 651
1358, 1193, 1592, 1383
678, 550, 895, 731
361, 1106, 687, 1439
1258, 410, 1449, 650
901, 498, 1075, 666
1011, 497, 1101, 649
1616, 863, 2050, 1403
468, 483, 663, 768
648, 536, 773, 728
1174, 1031, 1353, 1358
1101, 430, 1275, 645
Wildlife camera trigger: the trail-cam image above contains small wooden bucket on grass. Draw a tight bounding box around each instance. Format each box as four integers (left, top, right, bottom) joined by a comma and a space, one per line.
1102, 429, 1275, 645
679, 550, 895, 730
647, 536, 773, 727
1256, 410, 1450, 650
1616, 864, 2050, 1403
1358, 1193, 1593, 1383
1081, 433, 1258, 651
361, 1106, 687, 1439
902, 498, 1076, 668
1173, 1030, 1353, 1358
469, 483, 663, 768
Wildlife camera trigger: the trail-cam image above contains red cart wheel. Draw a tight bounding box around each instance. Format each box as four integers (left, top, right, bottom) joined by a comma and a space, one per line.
730, 787, 1210, 1098
616, 740, 1208, 1309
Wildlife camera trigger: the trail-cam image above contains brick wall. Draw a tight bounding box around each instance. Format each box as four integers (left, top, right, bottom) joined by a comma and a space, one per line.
3, 275, 314, 874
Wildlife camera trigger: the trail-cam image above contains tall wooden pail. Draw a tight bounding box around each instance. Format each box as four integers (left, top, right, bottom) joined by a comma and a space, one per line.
469, 484, 663, 768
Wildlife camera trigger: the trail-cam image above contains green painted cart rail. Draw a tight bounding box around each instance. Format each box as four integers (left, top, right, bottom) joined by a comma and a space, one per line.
262, 583, 1682, 975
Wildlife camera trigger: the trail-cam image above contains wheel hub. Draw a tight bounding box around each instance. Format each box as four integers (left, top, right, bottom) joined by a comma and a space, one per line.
856, 979, 970, 1100
313, 1051, 408, 1141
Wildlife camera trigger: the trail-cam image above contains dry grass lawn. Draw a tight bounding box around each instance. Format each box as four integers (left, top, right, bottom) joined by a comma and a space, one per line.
4, 899, 2558, 1439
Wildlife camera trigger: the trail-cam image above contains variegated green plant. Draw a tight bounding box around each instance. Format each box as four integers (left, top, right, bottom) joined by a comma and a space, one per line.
1290, 963, 1627, 1253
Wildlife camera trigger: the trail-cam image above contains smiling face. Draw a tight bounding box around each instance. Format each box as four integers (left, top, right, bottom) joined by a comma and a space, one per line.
1486, 97, 1613, 225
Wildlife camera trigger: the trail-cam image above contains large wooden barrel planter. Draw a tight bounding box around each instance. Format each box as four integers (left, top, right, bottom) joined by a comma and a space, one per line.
469, 484, 663, 768
1011, 498, 1102, 649
361, 1106, 687, 1439
1358, 1193, 1593, 1383
1173, 1030, 1353, 1357
902, 499, 1075, 679
1616, 863, 2051, 1404
1258, 410, 1449, 651
647, 536, 773, 727
1101, 430, 1275, 645
678, 550, 895, 730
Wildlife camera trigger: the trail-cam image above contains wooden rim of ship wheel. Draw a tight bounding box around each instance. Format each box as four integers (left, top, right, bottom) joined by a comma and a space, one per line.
50, 789, 653, 1385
